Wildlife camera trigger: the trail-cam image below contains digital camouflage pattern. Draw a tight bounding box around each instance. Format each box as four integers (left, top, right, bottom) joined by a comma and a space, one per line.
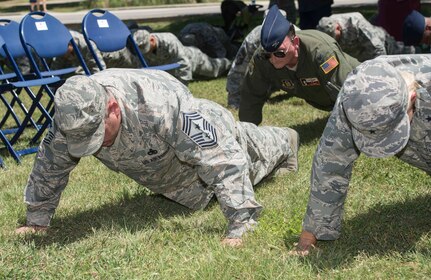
317, 12, 416, 62
303, 54, 431, 240
342, 62, 410, 157
239, 29, 360, 125
0, 55, 31, 75
145, 32, 232, 84
54, 76, 107, 157
50, 30, 105, 75
226, 25, 262, 108
103, 30, 232, 85
178, 22, 238, 59
23, 68, 298, 238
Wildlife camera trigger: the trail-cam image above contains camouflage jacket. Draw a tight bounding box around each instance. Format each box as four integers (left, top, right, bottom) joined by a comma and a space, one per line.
318, 12, 415, 62
24, 69, 263, 237
226, 25, 262, 97
303, 54, 431, 240
50, 30, 105, 75
179, 22, 232, 59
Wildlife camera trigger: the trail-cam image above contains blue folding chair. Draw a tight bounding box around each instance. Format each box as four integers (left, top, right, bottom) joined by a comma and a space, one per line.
82, 9, 180, 71
0, 34, 61, 163
20, 11, 91, 79
0, 19, 41, 133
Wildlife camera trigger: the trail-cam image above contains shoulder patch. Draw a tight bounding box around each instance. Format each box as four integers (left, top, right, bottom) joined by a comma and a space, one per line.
182, 112, 218, 148
320, 56, 339, 74
43, 130, 55, 145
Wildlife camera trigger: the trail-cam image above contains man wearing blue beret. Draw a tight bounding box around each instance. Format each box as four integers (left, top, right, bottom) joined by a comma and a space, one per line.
238, 5, 360, 125
403, 10, 431, 50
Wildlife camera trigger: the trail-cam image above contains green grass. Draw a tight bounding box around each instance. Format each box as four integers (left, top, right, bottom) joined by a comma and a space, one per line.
1, 6, 431, 280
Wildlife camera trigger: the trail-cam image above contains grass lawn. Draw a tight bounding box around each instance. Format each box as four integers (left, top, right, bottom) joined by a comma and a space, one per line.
1, 5, 431, 280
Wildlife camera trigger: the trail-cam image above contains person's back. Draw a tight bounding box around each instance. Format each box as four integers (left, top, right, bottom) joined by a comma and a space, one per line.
139, 31, 232, 84
179, 22, 237, 59
317, 12, 415, 62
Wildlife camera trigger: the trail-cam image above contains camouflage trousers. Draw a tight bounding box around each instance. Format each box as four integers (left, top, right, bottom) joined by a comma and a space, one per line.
186, 46, 232, 79
226, 122, 297, 237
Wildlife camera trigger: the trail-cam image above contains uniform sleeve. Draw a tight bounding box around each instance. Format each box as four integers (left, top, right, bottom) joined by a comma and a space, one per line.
238, 54, 273, 125
24, 123, 79, 226
226, 28, 260, 95
356, 19, 386, 59
316, 44, 360, 102
302, 100, 360, 240
161, 106, 262, 238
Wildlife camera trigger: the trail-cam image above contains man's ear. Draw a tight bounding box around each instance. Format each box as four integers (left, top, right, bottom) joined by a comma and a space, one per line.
107, 98, 120, 117
292, 35, 300, 49
410, 90, 417, 103
149, 35, 157, 50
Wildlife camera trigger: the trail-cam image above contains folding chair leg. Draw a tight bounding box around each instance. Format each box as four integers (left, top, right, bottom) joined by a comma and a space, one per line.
0, 88, 40, 132
10, 87, 52, 145
0, 130, 22, 163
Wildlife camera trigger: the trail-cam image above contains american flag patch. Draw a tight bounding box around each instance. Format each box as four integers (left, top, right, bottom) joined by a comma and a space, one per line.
320, 56, 339, 74
182, 112, 218, 148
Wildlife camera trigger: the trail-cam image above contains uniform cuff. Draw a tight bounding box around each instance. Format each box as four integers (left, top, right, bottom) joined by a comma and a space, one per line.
302, 212, 340, 241
226, 219, 258, 238
26, 209, 53, 227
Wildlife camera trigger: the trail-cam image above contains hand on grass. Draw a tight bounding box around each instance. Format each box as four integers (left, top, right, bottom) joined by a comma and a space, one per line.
15, 225, 48, 234
221, 237, 243, 247
288, 230, 317, 256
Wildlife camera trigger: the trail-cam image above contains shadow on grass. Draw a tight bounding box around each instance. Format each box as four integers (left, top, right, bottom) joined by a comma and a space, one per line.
287, 194, 431, 269
290, 116, 329, 146
21, 191, 200, 248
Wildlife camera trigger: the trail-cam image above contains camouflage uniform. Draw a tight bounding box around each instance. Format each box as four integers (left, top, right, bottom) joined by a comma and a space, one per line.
239, 30, 360, 125
303, 54, 431, 240
0, 56, 31, 75
23, 68, 298, 238
50, 30, 104, 75
317, 12, 416, 62
104, 30, 231, 85
178, 22, 238, 59
226, 25, 262, 108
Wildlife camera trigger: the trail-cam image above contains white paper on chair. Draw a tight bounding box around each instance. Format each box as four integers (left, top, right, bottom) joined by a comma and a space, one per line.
97, 19, 109, 28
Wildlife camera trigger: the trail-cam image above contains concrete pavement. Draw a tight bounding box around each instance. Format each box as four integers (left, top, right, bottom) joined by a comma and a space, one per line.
3, 0, 379, 25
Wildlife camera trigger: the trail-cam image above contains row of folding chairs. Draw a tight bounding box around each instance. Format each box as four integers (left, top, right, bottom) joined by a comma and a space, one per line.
0, 9, 180, 168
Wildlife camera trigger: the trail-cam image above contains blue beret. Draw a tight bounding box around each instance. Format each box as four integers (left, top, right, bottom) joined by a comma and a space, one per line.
260, 5, 291, 52
403, 10, 425, 46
